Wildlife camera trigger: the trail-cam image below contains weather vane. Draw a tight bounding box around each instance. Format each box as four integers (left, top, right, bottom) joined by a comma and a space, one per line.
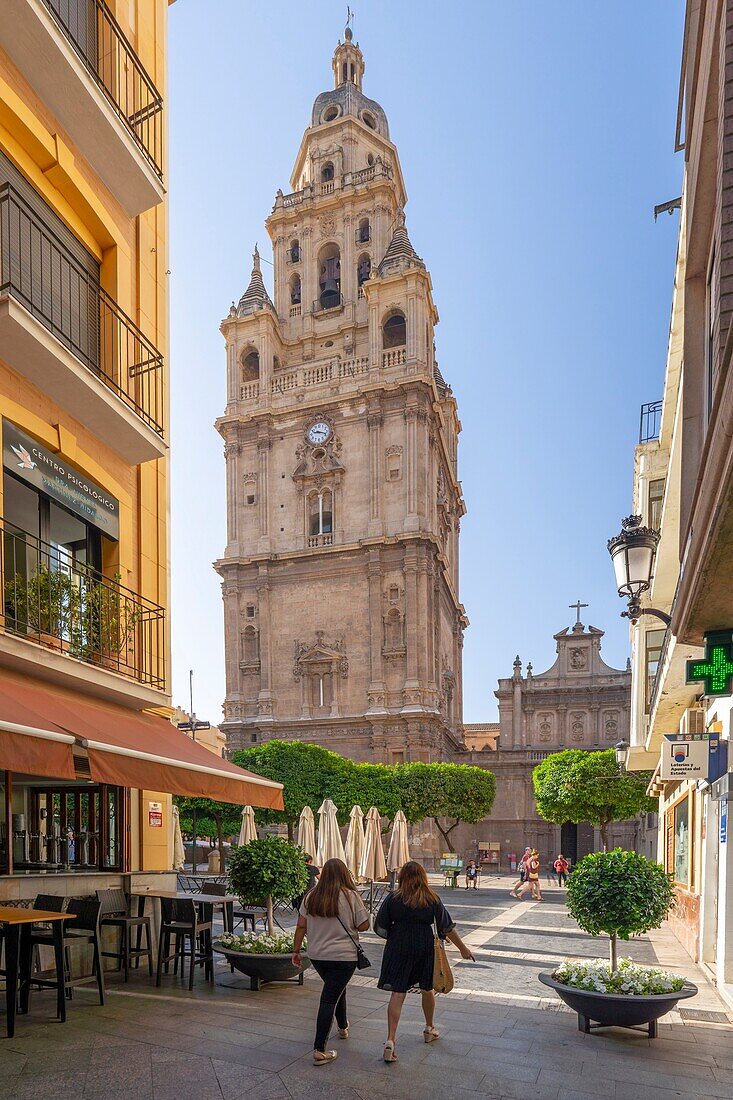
346, 6, 354, 32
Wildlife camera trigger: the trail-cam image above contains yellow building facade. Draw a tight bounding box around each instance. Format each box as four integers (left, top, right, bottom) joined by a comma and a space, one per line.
0, 0, 174, 889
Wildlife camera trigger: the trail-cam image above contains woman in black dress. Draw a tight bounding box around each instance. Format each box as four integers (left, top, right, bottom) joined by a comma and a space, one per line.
375, 861, 474, 1062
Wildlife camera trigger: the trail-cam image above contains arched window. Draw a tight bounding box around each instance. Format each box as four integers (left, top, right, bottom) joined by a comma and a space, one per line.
321, 162, 334, 183
382, 311, 406, 349
357, 253, 372, 287
358, 218, 370, 244
318, 243, 341, 310
385, 608, 403, 651
290, 273, 301, 305
308, 488, 333, 536
289, 239, 300, 263
241, 348, 260, 381
242, 625, 259, 665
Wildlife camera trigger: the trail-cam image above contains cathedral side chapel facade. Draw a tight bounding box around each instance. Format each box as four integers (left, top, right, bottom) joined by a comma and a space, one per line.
215, 31, 468, 769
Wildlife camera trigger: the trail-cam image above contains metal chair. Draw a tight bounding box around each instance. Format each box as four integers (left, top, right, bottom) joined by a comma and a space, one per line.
97, 889, 153, 981
156, 897, 213, 991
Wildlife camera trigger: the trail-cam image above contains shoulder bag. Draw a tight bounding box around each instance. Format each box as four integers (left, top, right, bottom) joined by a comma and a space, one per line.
432, 918, 454, 994
336, 895, 371, 969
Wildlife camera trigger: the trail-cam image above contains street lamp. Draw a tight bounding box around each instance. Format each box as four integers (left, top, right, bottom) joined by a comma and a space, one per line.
614, 740, 629, 768
607, 515, 670, 626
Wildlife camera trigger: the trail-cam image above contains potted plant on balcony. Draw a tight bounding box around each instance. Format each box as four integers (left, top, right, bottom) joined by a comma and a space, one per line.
216, 835, 310, 990
4, 563, 79, 651
538, 849, 697, 1037
72, 571, 140, 673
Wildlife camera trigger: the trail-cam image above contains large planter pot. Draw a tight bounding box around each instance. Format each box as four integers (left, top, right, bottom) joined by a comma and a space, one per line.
538, 972, 698, 1039
213, 943, 311, 991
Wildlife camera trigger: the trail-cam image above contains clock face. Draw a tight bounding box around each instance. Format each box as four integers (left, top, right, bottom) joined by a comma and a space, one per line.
307, 421, 331, 445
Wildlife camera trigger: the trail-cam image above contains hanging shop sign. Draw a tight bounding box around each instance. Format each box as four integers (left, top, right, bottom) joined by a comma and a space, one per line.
3, 421, 119, 540
661, 733, 728, 782
686, 631, 733, 697
148, 801, 163, 828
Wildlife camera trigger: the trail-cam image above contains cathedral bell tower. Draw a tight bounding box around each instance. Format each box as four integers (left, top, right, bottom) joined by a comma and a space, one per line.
215, 27, 468, 765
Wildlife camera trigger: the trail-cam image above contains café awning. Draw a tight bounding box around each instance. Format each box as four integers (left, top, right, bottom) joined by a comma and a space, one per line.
0, 672, 283, 808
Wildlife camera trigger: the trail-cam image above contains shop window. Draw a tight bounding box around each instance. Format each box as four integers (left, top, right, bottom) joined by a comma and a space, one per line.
670, 796, 690, 886
382, 311, 406, 349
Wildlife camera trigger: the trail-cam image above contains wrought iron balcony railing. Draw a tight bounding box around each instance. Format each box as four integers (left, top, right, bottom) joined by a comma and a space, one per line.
2, 518, 166, 689
42, 0, 163, 180
639, 400, 662, 444
0, 183, 164, 438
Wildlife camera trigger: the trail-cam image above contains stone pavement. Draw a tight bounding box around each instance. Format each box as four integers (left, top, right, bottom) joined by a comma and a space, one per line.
1, 876, 731, 1100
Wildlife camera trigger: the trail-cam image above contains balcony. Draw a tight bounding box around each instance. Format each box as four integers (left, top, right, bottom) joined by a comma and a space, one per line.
274, 162, 394, 212
1, 519, 166, 690
307, 533, 333, 548
383, 346, 407, 369
1, 0, 164, 216
0, 183, 165, 464
312, 294, 344, 315
639, 400, 662, 444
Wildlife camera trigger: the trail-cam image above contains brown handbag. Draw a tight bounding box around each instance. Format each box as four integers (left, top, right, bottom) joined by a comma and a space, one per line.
432, 923, 454, 994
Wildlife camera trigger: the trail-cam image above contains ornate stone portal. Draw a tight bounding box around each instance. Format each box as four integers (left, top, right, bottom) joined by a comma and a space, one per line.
215, 28, 467, 777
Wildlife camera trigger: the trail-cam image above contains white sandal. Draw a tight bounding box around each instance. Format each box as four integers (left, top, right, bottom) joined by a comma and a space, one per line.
338, 1026, 349, 1039
383, 1040, 397, 1063
313, 1050, 338, 1066
423, 1026, 440, 1043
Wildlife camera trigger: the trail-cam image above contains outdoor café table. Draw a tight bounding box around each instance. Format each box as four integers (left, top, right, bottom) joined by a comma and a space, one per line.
132, 890, 237, 934
0, 906, 69, 1038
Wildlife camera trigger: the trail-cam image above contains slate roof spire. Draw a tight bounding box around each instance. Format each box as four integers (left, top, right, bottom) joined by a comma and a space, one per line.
237, 244, 274, 317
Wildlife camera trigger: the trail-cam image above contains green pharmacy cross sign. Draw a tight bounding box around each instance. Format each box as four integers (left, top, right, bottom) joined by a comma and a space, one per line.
686, 631, 733, 698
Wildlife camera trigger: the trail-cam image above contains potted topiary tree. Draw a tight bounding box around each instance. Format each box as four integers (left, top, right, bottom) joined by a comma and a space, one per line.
539, 849, 697, 1037
215, 835, 310, 990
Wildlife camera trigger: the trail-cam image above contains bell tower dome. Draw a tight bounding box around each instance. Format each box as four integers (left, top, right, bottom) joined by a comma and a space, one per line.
332, 26, 365, 90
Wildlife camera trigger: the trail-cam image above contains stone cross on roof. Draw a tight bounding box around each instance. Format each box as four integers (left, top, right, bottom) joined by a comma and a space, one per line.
569, 599, 588, 626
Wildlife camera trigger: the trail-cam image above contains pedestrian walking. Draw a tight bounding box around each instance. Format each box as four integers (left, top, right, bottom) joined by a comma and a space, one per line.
292, 851, 320, 910
291, 858, 370, 1066
554, 853, 570, 888
464, 859, 479, 889
527, 848, 542, 900
510, 846, 532, 898
375, 861, 474, 1063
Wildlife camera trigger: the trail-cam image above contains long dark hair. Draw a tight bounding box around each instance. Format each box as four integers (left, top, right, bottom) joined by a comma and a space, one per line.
396, 861, 439, 909
305, 857, 358, 918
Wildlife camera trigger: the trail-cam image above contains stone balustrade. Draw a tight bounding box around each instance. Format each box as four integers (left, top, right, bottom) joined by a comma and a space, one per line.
382, 347, 407, 369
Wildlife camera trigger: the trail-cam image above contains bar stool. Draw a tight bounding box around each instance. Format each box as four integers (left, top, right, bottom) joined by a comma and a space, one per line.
156, 898, 213, 991
29, 897, 105, 1007
97, 889, 153, 981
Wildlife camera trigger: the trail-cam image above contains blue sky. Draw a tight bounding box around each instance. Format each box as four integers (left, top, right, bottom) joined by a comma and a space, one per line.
168, 1, 684, 725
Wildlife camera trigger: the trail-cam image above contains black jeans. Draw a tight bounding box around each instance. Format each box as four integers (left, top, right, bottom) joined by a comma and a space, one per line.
557, 872, 567, 887
310, 959, 357, 1052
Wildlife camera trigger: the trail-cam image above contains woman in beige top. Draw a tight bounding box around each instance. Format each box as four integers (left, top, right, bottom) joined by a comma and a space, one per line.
292, 858, 370, 1066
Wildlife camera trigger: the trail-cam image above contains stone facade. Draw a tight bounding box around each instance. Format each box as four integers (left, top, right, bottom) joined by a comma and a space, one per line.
215, 30, 467, 777
457, 616, 636, 868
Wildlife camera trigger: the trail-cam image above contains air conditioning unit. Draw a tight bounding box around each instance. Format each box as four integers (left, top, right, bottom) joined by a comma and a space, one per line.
679, 706, 706, 736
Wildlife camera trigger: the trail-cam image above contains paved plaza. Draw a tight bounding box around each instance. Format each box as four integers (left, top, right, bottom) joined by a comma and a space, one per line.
1, 878, 731, 1100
